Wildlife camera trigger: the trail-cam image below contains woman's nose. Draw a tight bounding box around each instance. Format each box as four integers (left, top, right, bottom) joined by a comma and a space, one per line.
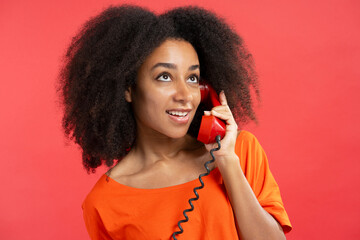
173, 81, 193, 103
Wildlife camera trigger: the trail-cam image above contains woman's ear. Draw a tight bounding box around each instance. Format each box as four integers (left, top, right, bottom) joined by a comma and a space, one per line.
125, 87, 132, 103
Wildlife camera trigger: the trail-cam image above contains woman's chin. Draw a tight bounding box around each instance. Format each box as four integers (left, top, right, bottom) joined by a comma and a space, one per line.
160, 128, 191, 140
166, 132, 189, 140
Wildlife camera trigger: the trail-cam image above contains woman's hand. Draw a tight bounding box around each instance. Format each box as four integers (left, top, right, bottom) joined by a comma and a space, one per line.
203, 91, 240, 172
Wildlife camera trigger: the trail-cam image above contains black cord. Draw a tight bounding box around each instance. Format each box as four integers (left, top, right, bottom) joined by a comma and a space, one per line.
172, 135, 221, 240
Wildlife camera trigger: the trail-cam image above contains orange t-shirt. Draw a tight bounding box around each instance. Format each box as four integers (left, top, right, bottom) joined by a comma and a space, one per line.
82, 131, 292, 239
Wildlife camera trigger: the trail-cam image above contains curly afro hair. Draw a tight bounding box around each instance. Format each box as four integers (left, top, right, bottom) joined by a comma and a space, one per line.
58, 5, 259, 173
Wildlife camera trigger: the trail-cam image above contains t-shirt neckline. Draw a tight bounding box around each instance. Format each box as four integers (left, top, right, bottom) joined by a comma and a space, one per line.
103, 167, 219, 194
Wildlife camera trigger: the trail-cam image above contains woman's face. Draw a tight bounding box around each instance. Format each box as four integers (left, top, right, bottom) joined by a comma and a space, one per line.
126, 39, 201, 139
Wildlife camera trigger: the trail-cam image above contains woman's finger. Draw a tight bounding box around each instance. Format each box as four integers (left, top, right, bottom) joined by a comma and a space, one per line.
204, 110, 211, 116
211, 109, 237, 125
219, 90, 228, 106
211, 105, 232, 114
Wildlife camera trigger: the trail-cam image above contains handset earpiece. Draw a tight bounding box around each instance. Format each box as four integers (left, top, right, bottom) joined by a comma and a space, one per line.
197, 83, 226, 144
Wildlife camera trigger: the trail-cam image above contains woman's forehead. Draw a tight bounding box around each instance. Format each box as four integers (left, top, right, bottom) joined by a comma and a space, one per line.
142, 39, 199, 69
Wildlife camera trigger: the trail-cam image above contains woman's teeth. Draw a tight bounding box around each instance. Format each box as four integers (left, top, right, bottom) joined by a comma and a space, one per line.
167, 111, 188, 117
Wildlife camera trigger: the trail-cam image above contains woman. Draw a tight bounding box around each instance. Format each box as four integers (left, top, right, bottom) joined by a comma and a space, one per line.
59, 5, 292, 239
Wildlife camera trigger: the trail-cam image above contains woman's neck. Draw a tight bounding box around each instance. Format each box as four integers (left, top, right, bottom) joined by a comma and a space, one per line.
132, 132, 201, 165
108, 129, 208, 182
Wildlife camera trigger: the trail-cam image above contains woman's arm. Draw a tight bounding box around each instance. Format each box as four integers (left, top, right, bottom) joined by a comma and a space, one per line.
204, 91, 286, 240
219, 155, 285, 240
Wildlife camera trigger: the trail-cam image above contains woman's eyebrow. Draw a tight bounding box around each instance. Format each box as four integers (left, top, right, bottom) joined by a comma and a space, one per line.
188, 64, 200, 71
151, 63, 176, 70
151, 63, 199, 71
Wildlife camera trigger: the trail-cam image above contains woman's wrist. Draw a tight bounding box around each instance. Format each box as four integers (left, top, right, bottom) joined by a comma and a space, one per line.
216, 153, 242, 177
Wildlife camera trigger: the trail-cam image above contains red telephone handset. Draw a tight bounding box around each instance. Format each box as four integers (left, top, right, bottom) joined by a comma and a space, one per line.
197, 84, 226, 144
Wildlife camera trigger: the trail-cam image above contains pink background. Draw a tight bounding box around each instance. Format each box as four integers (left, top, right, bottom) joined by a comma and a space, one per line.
1, 0, 359, 239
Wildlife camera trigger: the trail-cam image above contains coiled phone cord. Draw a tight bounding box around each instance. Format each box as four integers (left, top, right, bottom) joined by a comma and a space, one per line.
172, 135, 221, 240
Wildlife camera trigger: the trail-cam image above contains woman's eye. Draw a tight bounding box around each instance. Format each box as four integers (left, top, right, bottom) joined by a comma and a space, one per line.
157, 73, 171, 82
187, 75, 199, 83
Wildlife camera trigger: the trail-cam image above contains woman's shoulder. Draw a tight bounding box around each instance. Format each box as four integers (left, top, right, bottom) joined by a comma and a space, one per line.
235, 130, 268, 171
236, 130, 267, 153
236, 130, 261, 146
82, 175, 109, 209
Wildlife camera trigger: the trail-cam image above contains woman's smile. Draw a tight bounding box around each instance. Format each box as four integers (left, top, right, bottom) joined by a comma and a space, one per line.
166, 109, 192, 124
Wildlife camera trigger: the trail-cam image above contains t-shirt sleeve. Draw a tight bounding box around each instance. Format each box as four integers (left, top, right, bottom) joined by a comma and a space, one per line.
235, 131, 292, 233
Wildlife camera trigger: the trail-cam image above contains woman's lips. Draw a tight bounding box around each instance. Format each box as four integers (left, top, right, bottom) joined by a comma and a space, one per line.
166, 109, 191, 124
